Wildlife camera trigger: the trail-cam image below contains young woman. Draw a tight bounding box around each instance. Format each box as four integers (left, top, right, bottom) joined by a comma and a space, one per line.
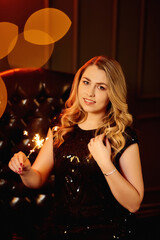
9, 56, 144, 240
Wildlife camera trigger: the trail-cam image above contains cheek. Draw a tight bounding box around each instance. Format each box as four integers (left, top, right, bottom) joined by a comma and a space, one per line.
99, 95, 110, 109
78, 83, 84, 98
98, 92, 109, 103
77, 86, 83, 104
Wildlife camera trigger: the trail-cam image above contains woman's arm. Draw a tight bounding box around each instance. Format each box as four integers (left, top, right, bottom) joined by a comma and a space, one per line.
88, 134, 144, 213
8, 128, 54, 189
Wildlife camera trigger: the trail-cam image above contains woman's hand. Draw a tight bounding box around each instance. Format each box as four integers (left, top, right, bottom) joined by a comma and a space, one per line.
8, 129, 54, 189
88, 133, 112, 169
8, 151, 31, 175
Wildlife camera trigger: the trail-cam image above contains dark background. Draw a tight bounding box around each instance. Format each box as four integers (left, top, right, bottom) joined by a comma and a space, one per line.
0, 0, 160, 224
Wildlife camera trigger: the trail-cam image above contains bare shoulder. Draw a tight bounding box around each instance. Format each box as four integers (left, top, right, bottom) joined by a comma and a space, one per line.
119, 143, 141, 175
119, 143, 144, 200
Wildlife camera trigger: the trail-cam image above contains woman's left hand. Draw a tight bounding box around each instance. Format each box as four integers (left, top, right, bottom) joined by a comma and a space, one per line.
88, 133, 112, 169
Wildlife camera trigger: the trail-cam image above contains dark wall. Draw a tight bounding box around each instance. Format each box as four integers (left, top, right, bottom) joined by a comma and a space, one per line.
0, 0, 48, 71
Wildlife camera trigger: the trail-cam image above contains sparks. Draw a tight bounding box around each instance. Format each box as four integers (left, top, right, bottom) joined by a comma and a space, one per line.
23, 130, 28, 136
27, 133, 47, 158
53, 126, 59, 131
32, 133, 45, 149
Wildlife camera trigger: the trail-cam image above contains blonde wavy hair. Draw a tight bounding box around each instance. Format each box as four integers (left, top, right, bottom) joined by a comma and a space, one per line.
53, 56, 133, 160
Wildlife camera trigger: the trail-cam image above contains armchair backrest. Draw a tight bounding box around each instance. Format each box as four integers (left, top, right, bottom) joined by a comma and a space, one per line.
0, 67, 73, 164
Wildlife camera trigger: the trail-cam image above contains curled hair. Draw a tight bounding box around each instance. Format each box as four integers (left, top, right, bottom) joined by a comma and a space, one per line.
53, 56, 133, 160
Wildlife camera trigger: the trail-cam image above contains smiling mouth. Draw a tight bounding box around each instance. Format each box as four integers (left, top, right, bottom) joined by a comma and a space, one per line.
83, 98, 96, 104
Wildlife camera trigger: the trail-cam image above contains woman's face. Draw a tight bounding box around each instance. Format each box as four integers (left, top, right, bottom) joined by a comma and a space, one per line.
78, 65, 110, 117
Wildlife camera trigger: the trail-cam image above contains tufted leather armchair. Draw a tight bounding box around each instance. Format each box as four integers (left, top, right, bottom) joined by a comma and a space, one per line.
0, 68, 73, 240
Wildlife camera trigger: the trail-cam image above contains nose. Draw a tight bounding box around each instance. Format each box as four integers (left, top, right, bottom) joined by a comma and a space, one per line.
88, 87, 95, 97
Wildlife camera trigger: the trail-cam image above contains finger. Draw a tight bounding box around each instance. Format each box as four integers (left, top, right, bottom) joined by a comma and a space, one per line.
17, 152, 29, 170
14, 153, 24, 167
89, 138, 95, 145
9, 158, 21, 174
92, 133, 105, 144
18, 151, 26, 165
8, 160, 17, 173
88, 142, 91, 152
98, 133, 105, 141
105, 138, 111, 150
9, 152, 24, 173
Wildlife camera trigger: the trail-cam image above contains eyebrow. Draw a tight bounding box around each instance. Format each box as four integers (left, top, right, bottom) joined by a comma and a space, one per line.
83, 77, 108, 86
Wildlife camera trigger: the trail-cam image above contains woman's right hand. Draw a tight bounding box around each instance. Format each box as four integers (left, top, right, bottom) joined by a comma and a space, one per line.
8, 151, 31, 175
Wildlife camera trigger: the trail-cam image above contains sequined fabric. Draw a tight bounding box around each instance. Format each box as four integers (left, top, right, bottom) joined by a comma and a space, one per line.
44, 125, 138, 240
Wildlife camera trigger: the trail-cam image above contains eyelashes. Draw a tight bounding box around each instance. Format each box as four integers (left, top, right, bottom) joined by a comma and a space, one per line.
82, 80, 106, 91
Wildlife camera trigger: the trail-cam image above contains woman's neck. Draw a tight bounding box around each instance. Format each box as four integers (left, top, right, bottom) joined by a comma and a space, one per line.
78, 113, 104, 130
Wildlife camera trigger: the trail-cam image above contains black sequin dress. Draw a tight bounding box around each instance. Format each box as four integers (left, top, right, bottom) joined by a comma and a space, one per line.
43, 125, 138, 240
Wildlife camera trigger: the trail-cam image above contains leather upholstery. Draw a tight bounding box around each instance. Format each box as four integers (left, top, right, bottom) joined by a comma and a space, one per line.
0, 67, 73, 239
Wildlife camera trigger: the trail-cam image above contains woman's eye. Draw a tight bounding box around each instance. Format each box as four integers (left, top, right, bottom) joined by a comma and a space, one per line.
83, 80, 89, 85
98, 85, 106, 90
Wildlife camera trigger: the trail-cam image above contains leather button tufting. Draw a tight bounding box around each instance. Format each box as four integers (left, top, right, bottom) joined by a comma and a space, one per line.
0, 67, 73, 238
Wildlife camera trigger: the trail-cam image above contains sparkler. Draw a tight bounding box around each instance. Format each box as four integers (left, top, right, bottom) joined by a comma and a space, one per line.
23, 131, 48, 158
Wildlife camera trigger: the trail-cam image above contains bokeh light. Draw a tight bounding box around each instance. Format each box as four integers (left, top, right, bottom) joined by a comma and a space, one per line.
0, 22, 18, 59
8, 32, 54, 68
24, 8, 71, 45
0, 76, 7, 118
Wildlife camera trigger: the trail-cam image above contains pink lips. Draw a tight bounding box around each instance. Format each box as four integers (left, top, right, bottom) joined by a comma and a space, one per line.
83, 98, 96, 105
